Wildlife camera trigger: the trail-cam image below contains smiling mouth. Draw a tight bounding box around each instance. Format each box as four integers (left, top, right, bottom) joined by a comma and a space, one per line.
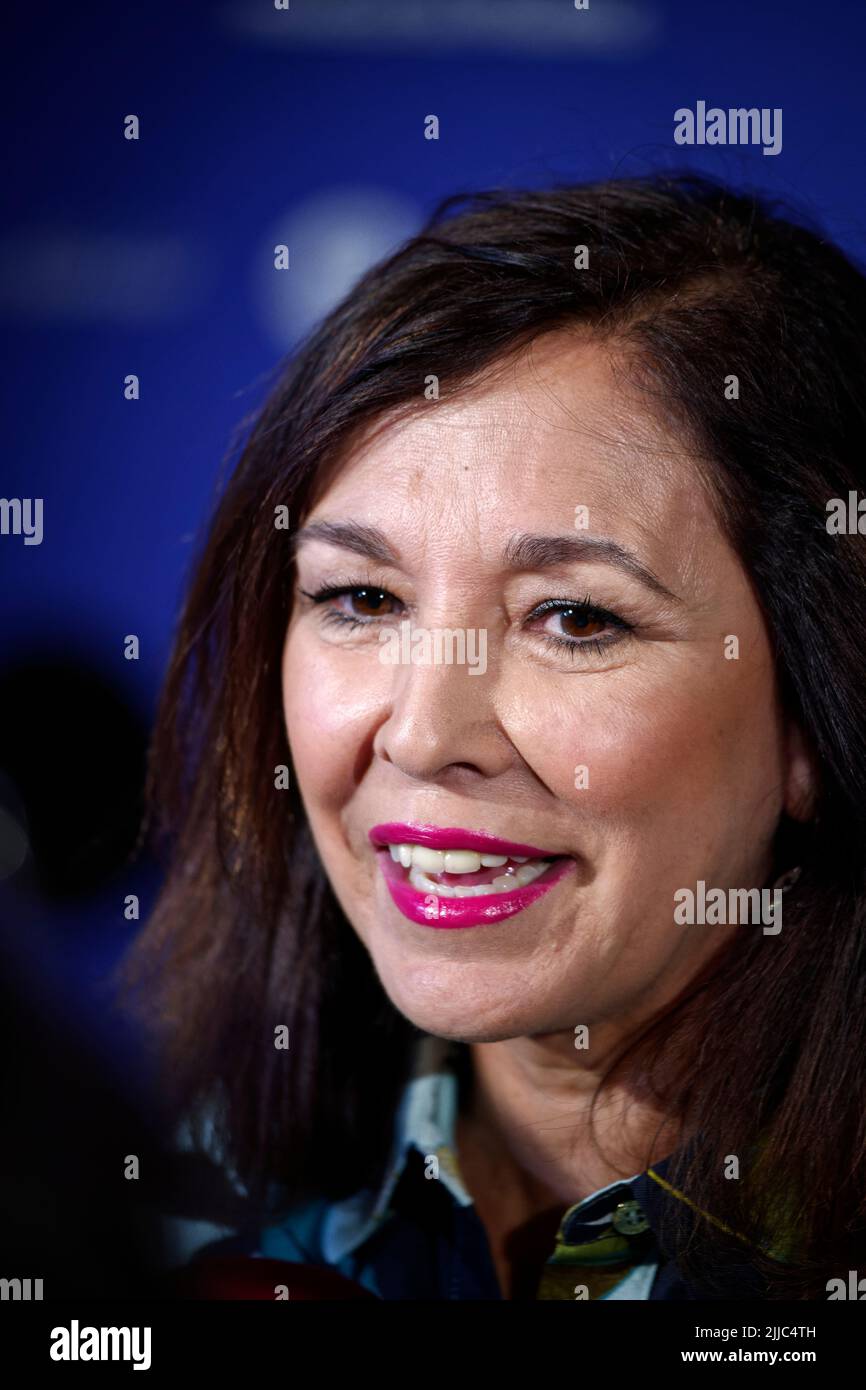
368, 824, 575, 928
380, 841, 558, 897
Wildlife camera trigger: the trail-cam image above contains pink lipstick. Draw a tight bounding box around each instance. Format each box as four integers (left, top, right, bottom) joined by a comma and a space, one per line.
368, 822, 575, 929
368, 823, 559, 859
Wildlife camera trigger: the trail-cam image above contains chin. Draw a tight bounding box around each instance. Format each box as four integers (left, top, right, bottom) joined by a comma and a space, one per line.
402, 1013, 526, 1045
377, 971, 545, 1043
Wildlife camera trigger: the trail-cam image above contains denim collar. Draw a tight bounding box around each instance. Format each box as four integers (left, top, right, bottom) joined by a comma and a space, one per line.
321, 1034, 470, 1262
319, 1035, 779, 1299
321, 1033, 658, 1265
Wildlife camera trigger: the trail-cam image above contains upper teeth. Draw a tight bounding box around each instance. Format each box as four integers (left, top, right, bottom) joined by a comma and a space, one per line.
386, 843, 530, 873
385, 842, 550, 898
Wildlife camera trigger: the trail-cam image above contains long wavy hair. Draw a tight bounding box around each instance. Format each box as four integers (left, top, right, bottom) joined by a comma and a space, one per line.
119, 171, 866, 1299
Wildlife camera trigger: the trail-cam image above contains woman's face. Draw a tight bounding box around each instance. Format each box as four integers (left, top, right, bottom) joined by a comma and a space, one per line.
282, 331, 812, 1044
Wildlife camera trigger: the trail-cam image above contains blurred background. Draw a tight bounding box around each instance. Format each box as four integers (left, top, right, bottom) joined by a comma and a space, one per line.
0, 1, 864, 1269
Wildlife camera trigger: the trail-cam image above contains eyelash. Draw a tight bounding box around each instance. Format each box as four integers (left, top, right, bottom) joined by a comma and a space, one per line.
298, 582, 633, 660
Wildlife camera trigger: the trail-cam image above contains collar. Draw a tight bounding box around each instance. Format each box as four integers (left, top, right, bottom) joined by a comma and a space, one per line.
321, 1033, 471, 1262
319, 1033, 767, 1286
322, 1034, 661, 1265
372, 1032, 475, 1215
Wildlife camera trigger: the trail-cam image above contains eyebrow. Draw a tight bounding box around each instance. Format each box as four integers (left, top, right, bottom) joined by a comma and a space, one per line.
292, 520, 681, 603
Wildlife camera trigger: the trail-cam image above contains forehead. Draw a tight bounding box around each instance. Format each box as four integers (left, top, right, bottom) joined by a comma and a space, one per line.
304, 332, 719, 581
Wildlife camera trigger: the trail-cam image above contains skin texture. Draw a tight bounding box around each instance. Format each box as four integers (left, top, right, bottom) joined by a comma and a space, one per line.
281, 330, 815, 1297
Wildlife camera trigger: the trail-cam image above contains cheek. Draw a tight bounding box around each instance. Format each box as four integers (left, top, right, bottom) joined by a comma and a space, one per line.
502, 657, 782, 836
282, 624, 383, 806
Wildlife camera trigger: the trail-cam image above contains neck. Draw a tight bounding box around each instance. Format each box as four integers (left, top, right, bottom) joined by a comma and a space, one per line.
456, 1029, 685, 1214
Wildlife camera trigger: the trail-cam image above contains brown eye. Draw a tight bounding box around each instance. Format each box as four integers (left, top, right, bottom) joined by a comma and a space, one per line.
341, 588, 396, 618
300, 582, 405, 629
552, 605, 606, 640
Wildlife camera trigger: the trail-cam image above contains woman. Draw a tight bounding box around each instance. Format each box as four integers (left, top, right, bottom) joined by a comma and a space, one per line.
122, 171, 866, 1300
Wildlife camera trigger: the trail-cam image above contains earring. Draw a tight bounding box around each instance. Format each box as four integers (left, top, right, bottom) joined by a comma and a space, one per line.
763, 865, 801, 930
773, 866, 802, 893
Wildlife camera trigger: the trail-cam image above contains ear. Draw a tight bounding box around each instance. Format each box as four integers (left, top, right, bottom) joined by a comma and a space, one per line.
783, 720, 819, 823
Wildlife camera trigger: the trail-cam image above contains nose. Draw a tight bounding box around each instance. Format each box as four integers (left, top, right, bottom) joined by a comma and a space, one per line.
372, 635, 513, 784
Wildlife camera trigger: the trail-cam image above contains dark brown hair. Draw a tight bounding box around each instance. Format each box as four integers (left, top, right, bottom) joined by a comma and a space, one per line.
120, 171, 866, 1299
